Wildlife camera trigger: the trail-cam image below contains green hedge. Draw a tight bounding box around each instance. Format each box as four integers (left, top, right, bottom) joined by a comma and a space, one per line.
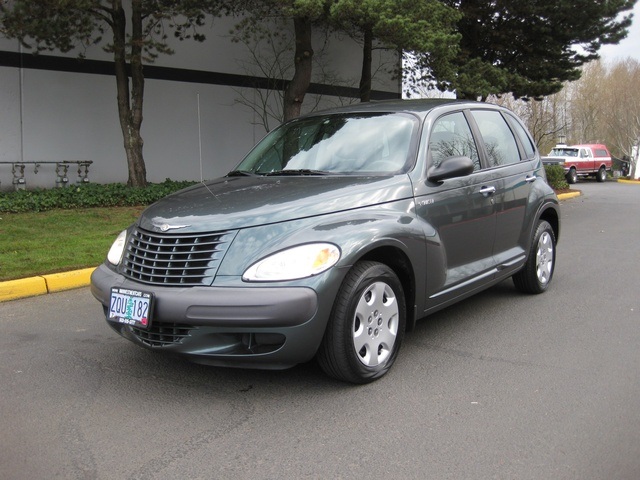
544, 165, 569, 191
0, 179, 196, 213
1, 168, 570, 213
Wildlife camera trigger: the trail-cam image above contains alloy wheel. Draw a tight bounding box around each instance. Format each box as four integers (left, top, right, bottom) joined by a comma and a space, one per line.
536, 231, 554, 285
352, 281, 399, 367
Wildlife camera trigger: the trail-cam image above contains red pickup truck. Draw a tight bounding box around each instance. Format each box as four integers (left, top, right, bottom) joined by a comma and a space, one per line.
542, 143, 612, 184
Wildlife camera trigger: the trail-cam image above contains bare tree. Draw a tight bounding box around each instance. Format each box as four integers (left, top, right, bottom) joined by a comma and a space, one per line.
600, 58, 640, 176
488, 57, 640, 173
231, 18, 361, 133
487, 93, 568, 154
567, 61, 607, 144
231, 18, 294, 132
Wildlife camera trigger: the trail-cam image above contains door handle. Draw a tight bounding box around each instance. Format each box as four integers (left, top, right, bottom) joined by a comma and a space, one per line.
525, 175, 537, 183
479, 186, 496, 196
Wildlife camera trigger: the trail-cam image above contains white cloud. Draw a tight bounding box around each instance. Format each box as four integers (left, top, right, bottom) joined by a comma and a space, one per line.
598, 3, 640, 62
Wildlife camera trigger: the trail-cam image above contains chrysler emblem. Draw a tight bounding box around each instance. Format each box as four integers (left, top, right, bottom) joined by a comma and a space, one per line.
157, 223, 190, 232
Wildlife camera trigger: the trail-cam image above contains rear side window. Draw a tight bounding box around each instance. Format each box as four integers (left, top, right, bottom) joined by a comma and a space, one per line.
507, 116, 536, 159
429, 112, 480, 171
471, 110, 521, 167
595, 149, 609, 157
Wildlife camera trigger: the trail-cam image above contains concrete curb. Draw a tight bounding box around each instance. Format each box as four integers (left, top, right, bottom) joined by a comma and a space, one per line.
0, 267, 95, 303
0, 189, 586, 304
557, 191, 581, 200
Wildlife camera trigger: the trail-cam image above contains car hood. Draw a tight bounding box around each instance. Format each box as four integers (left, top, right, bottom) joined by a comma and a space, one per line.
138, 175, 414, 233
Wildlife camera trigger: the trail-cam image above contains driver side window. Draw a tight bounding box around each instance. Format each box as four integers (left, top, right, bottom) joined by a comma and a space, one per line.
429, 112, 480, 172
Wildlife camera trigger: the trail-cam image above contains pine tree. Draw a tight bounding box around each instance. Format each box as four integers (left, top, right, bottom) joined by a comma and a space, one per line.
330, 0, 461, 102
440, 0, 636, 100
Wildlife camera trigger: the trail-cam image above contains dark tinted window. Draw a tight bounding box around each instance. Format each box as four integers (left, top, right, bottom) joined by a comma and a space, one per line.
429, 112, 480, 171
471, 110, 521, 167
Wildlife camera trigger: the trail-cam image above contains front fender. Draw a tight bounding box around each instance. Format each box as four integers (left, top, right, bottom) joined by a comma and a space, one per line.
217, 199, 425, 278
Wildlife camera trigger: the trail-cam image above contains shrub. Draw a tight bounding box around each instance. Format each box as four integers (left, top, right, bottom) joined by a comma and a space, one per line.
544, 165, 569, 191
0, 179, 196, 213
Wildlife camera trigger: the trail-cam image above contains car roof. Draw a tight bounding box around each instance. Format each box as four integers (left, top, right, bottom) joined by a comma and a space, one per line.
571, 144, 609, 150
299, 98, 487, 119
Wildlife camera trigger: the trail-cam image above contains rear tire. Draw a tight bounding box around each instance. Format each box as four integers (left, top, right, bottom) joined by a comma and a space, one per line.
317, 261, 406, 384
513, 220, 556, 294
596, 166, 607, 182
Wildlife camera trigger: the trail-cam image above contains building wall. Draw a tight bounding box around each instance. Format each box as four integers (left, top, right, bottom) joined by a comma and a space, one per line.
0, 17, 400, 190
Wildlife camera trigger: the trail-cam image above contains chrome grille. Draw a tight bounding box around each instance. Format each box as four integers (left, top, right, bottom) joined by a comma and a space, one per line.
121, 227, 236, 286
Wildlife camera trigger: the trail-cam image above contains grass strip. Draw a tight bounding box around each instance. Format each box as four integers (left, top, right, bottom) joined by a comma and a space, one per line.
0, 207, 143, 281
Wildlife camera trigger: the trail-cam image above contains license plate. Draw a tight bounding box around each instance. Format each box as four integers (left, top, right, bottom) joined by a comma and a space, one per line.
109, 288, 153, 329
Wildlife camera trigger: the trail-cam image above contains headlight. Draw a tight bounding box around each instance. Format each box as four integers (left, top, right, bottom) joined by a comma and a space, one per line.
107, 230, 128, 266
243, 243, 341, 281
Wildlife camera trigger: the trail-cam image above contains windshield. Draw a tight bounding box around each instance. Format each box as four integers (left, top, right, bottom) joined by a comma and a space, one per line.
233, 113, 417, 175
549, 148, 578, 157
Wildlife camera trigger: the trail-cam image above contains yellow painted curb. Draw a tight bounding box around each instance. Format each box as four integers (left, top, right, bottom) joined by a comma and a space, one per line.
557, 191, 581, 200
0, 267, 96, 303
43, 267, 96, 293
0, 276, 48, 302
617, 179, 640, 185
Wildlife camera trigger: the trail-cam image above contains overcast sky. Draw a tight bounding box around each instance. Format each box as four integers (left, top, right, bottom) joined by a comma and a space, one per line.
598, 2, 640, 62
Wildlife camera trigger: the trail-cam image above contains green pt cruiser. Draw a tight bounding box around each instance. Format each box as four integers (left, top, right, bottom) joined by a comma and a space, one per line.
91, 99, 560, 384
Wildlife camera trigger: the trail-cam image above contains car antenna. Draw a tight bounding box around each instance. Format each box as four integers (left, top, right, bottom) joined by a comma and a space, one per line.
197, 93, 218, 200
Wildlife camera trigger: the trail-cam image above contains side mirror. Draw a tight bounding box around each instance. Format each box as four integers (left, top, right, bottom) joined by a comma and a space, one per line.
427, 155, 475, 182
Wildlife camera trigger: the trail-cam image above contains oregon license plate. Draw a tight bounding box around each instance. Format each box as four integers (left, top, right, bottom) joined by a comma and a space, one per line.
109, 288, 153, 329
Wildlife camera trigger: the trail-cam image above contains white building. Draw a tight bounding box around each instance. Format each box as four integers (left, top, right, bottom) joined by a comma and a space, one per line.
0, 17, 400, 190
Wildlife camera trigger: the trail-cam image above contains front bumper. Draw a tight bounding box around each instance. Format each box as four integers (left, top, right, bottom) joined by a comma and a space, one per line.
541, 159, 564, 167
91, 264, 329, 369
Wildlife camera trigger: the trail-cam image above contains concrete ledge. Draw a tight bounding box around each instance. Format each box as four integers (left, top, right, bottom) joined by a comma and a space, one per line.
557, 191, 581, 200
44, 268, 96, 293
0, 267, 96, 303
0, 276, 49, 302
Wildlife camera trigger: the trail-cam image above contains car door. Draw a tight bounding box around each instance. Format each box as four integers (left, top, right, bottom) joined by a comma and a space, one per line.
414, 110, 500, 310
577, 147, 595, 174
468, 109, 537, 275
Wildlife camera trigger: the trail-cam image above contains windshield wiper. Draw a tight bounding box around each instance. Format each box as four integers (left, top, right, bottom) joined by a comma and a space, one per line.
264, 169, 330, 176
227, 170, 258, 177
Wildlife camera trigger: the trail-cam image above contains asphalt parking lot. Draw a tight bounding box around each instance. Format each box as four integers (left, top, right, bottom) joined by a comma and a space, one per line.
1, 180, 639, 479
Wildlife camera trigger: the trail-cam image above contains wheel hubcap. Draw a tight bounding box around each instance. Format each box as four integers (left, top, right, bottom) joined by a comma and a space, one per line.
536, 232, 554, 284
352, 281, 399, 367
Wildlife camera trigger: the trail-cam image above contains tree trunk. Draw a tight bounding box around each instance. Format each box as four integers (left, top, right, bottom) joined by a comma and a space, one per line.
283, 17, 313, 122
632, 136, 640, 180
112, 0, 147, 187
359, 27, 373, 103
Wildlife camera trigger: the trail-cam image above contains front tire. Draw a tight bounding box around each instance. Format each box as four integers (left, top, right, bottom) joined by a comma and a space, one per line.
566, 167, 578, 184
513, 220, 556, 294
317, 261, 406, 384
